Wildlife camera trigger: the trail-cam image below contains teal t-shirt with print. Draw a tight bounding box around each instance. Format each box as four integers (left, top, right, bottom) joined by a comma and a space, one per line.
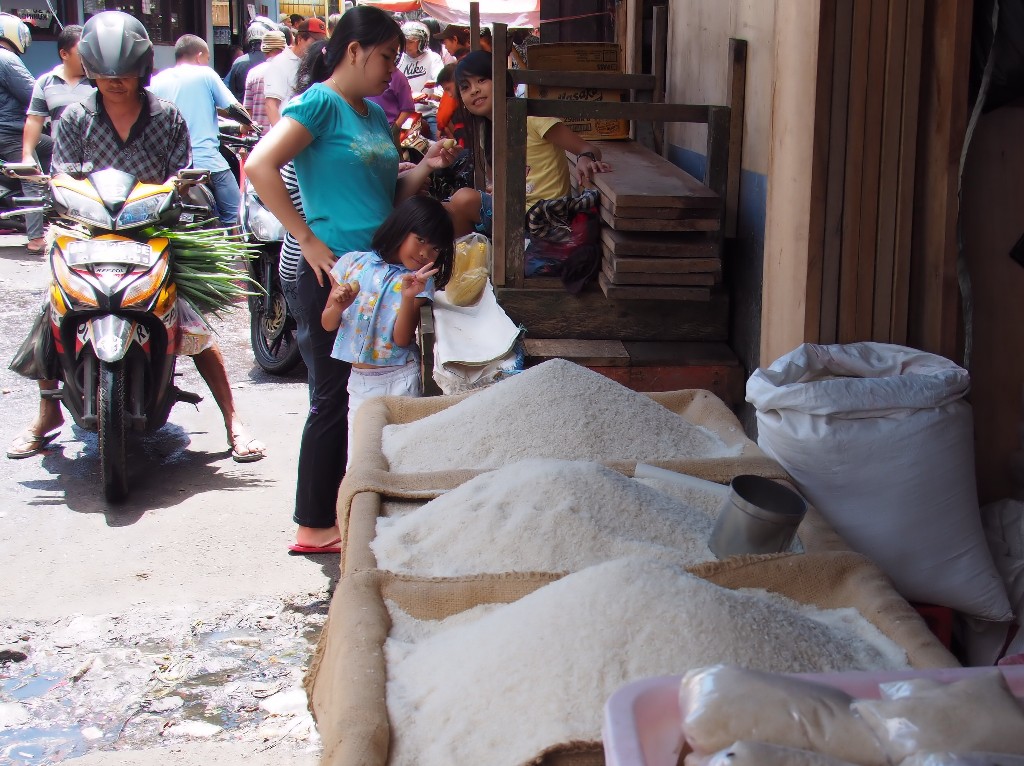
282, 84, 398, 256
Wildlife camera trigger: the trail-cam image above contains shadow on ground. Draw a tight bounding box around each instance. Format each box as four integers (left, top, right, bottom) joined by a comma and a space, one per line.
18, 422, 272, 524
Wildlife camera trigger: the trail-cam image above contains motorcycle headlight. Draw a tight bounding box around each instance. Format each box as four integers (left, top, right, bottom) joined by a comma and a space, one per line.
60, 189, 113, 229
121, 256, 169, 307
117, 193, 169, 229
51, 251, 98, 307
245, 194, 284, 242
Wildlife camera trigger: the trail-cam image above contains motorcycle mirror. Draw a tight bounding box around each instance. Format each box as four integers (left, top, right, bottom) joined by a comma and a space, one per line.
225, 103, 255, 129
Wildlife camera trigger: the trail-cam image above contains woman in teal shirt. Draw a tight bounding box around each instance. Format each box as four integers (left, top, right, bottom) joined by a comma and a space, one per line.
246, 5, 457, 554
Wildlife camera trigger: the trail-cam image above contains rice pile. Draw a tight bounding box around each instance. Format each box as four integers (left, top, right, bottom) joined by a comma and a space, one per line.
372, 459, 718, 576
381, 359, 739, 471
384, 557, 910, 766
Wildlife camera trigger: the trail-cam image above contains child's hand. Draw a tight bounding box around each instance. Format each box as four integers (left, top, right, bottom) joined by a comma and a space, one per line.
328, 273, 360, 309
401, 262, 439, 299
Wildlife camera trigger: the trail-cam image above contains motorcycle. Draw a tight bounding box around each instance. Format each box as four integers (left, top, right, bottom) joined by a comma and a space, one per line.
1, 161, 215, 502
219, 117, 302, 376
0, 171, 27, 232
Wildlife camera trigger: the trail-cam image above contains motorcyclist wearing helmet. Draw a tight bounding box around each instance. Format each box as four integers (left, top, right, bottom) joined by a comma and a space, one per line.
223, 16, 278, 101
397, 20, 442, 139
0, 12, 50, 252
7, 11, 266, 463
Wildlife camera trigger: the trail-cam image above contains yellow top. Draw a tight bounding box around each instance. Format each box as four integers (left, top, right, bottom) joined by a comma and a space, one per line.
525, 116, 571, 209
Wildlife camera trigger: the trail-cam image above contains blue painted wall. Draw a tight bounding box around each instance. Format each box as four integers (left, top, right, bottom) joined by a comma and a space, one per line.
668, 143, 767, 429
22, 40, 58, 77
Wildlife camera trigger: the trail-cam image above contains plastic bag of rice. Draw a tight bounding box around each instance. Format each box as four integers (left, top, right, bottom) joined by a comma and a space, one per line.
372, 459, 717, 576
384, 557, 910, 766
382, 359, 739, 471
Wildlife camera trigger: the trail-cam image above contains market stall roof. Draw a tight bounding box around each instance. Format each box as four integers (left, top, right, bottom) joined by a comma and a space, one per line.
357, 0, 539, 27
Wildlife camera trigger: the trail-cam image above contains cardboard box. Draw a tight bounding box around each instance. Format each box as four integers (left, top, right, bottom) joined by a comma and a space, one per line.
527, 43, 630, 141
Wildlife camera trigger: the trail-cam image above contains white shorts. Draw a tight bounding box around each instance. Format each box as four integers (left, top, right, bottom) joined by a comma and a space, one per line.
176, 298, 215, 356
347, 361, 421, 468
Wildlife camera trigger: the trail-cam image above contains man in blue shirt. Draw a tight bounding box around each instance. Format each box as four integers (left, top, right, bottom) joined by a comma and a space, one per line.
150, 34, 249, 225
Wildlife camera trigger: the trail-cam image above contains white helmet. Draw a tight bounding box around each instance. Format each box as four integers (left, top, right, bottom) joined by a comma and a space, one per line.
0, 12, 31, 54
246, 16, 276, 43
401, 21, 429, 54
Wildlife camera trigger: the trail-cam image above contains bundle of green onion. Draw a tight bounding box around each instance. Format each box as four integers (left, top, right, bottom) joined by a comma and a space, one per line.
142, 223, 262, 316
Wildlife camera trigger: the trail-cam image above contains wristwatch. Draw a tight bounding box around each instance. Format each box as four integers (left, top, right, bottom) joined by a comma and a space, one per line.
577, 151, 598, 162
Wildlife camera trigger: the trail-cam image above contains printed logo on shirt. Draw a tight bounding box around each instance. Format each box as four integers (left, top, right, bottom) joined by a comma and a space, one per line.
402, 61, 428, 79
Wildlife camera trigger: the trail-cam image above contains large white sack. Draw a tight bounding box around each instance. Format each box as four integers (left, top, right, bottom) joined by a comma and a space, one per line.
747, 342, 1011, 621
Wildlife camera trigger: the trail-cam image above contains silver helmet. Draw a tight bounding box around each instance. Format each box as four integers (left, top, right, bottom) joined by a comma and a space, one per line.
78, 11, 154, 84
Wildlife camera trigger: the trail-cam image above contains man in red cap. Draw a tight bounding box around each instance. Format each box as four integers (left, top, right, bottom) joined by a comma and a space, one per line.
264, 16, 326, 125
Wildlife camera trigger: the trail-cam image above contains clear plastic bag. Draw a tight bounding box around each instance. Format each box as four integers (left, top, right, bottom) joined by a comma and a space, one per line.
851, 673, 1024, 762
679, 665, 888, 766
443, 233, 490, 307
685, 741, 862, 766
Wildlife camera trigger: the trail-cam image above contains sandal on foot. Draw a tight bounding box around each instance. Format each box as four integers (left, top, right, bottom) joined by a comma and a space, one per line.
25, 239, 46, 254
230, 435, 266, 463
7, 430, 59, 459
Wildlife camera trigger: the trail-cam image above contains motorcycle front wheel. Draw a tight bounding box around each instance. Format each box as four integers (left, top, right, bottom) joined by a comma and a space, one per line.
251, 286, 302, 375
97, 362, 129, 503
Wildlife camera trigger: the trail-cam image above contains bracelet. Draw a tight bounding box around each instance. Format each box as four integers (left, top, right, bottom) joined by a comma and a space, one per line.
577, 151, 598, 162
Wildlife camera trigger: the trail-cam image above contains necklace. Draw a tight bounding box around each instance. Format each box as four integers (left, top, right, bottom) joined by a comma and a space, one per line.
329, 76, 368, 116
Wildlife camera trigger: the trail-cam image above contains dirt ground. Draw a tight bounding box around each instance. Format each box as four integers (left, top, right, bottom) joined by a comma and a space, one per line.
0, 235, 332, 765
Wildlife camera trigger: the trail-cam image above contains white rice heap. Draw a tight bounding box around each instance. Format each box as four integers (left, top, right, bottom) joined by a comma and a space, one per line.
372, 459, 718, 576
381, 359, 739, 471
385, 557, 910, 766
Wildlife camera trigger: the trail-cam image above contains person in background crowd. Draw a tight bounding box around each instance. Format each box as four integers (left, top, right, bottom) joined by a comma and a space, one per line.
264, 16, 326, 125
21, 23, 92, 242
245, 6, 456, 554
149, 34, 250, 226
228, 44, 244, 63
7, 11, 264, 463
243, 28, 288, 133
397, 21, 442, 139
367, 64, 415, 142
0, 13, 49, 253
418, 17, 447, 62
434, 62, 466, 145
478, 25, 492, 53
328, 13, 342, 36
223, 17, 276, 100
445, 51, 611, 238
289, 13, 305, 28
434, 23, 469, 61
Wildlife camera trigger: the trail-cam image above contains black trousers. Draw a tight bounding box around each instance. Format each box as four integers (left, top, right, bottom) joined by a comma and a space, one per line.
283, 259, 351, 529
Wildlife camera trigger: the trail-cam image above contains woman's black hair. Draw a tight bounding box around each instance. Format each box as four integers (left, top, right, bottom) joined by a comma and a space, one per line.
419, 16, 444, 56
453, 50, 511, 180
296, 5, 404, 95
371, 196, 455, 289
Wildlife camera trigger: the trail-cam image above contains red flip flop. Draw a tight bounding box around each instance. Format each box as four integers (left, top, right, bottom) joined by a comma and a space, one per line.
288, 538, 342, 555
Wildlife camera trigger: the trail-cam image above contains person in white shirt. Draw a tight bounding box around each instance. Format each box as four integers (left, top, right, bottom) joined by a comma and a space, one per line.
397, 21, 443, 139
264, 17, 326, 125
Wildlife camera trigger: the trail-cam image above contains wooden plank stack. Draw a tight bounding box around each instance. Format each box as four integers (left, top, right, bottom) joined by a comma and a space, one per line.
570, 140, 723, 301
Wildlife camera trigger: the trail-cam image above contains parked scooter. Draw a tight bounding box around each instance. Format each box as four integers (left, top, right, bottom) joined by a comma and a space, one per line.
219, 116, 302, 375
1, 161, 215, 502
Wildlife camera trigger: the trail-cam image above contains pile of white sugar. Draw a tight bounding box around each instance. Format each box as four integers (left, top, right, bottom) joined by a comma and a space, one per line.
372, 459, 717, 576
384, 557, 909, 766
381, 359, 738, 471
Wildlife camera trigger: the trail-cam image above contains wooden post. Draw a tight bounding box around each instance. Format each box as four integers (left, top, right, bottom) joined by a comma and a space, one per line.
760, 0, 825, 365
490, 26, 509, 286
651, 5, 668, 156
724, 38, 747, 238
502, 99, 528, 288
907, 0, 972, 359
470, 1, 480, 50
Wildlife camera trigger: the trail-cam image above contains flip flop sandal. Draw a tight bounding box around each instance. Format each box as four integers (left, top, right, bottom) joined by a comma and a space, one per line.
288, 538, 342, 555
230, 437, 266, 463
7, 430, 59, 459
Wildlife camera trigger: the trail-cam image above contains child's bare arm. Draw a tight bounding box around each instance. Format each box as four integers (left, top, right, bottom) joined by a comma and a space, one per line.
321, 274, 360, 331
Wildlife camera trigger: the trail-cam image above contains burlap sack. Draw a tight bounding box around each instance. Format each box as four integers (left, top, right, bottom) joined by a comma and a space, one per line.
306, 553, 957, 766
337, 389, 790, 573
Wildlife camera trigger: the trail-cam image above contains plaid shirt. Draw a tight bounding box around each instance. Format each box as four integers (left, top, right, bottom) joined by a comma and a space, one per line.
242, 61, 271, 133
52, 90, 191, 184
